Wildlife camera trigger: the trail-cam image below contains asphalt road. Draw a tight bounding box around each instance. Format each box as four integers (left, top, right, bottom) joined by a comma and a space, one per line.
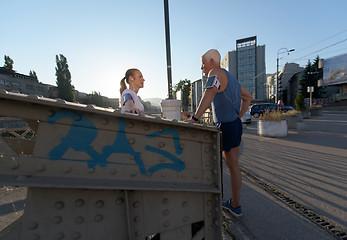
222, 108, 347, 239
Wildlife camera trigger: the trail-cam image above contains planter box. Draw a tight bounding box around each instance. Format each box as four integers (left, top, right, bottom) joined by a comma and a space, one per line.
296, 112, 303, 122
310, 108, 323, 116
301, 110, 311, 119
257, 120, 288, 137
285, 115, 298, 129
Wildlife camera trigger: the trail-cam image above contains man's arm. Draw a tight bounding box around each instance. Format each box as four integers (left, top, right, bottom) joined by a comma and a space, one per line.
239, 86, 252, 118
193, 86, 218, 120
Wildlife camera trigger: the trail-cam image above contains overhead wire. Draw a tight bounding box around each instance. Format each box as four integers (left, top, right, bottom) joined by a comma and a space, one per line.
292, 38, 347, 61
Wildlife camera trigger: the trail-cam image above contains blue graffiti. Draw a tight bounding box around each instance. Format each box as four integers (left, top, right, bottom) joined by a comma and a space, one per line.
146, 129, 183, 154
101, 118, 146, 174
48, 110, 107, 167
47, 110, 185, 174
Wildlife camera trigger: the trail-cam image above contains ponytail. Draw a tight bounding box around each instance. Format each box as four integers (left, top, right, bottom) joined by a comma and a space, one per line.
120, 77, 127, 95
119, 68, 139, 95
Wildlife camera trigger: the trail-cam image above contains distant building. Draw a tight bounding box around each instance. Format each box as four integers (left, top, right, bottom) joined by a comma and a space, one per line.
0, 67, 50, 97
266, 73, 276, 102
191, 79, 203, 112
221, 36, 266, 101
0, 67, 119, 108
278, 63, 304, 105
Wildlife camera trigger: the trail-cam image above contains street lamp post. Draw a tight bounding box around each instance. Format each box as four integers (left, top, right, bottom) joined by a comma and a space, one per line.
276, 48, 295, 103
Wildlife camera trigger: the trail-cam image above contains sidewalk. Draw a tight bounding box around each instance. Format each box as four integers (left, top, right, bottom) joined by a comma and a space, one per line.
222, 166, 337, 240
222, 109, 347, 239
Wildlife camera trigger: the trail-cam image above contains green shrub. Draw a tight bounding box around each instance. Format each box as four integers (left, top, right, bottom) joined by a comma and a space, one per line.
295, 93, 306, 111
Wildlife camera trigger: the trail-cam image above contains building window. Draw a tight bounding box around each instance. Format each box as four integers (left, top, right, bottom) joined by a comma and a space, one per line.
0, 80, 9, 85
11, 82, 21, 89
26, 84, 34, 90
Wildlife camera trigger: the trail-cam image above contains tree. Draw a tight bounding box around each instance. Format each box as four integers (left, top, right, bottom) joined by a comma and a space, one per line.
173, 79, 191, 112
295, 92, 306, 111
3, 55, 14, 71
85, 91, 108, 107
300, 56, 323, 99
29, 70, 38, 79
55, 54, 74, 101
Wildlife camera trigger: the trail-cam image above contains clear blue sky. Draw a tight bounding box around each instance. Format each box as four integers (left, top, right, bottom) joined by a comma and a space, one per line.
1, 0, 347, 100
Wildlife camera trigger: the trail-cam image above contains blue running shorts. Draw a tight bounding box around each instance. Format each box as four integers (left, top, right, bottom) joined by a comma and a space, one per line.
216, 118, 242, 152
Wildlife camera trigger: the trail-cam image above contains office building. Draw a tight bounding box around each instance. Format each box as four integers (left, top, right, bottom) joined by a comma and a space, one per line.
221, 36, 266, 101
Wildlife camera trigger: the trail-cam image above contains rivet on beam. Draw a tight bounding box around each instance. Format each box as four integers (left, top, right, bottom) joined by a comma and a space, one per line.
127, 121, 134, 128
207, 211, 213, 217
95, 200, 104, 208
135, 231, 142, 237
159, 156, 166, 162
109, 168, 117, 175
181, 201, 188, 208
130, 170, 137, 177
94, 214, 104, 222
163, 221, 170, 228
51, 216, 62, 224
128, 138, 135, 145
74, 216, 84, 224
36, 164, 46, 172
116, 197, 124, 205
208, 225, 213, 231
134, 216, 141, 222
26, 221, 38, 230
29, 233, 40, 240
87, 168, 95, 174
56, 99, 67, 104
205, 147, 211, 153
162, 198, 169, 205
9, 160, 19, 170
162, 209, 169, 216
54, 201, 64, 210
183, 216, 189, 222
75, 199, 85, 207
205, 161, 211, 167
214, 219, 219, 226
53, 232, 64, 240
193, 173, 199, 179
71, 232, 82, 240
133, 201, 140, 208
101, 118, 109, 125
63, 166, 72, 174
158, 142, 165, 148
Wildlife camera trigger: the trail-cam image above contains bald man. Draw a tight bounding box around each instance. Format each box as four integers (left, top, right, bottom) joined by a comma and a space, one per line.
190, 49, 252, 218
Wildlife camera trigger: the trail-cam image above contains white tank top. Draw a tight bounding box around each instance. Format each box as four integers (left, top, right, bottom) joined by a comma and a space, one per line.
121, 89, 144, 113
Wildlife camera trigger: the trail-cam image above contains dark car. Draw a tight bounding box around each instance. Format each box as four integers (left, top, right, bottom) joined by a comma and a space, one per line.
249, 103, 279, 118
283, 105, 295, 112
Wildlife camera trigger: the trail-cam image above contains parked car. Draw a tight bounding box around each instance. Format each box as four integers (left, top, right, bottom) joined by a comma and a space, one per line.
241, 107, 252, 124
249, 103, 279, 118
283, 105, 295, 112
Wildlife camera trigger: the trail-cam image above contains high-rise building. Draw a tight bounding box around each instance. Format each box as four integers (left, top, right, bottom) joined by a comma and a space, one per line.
221, 36, 266, 100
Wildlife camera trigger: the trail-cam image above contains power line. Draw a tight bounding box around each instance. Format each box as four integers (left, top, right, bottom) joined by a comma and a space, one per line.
295, 29, 347, 54
292, 38, 347, 61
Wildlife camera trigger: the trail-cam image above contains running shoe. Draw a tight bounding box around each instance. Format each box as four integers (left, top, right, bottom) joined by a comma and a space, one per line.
222, 199, 242, 218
